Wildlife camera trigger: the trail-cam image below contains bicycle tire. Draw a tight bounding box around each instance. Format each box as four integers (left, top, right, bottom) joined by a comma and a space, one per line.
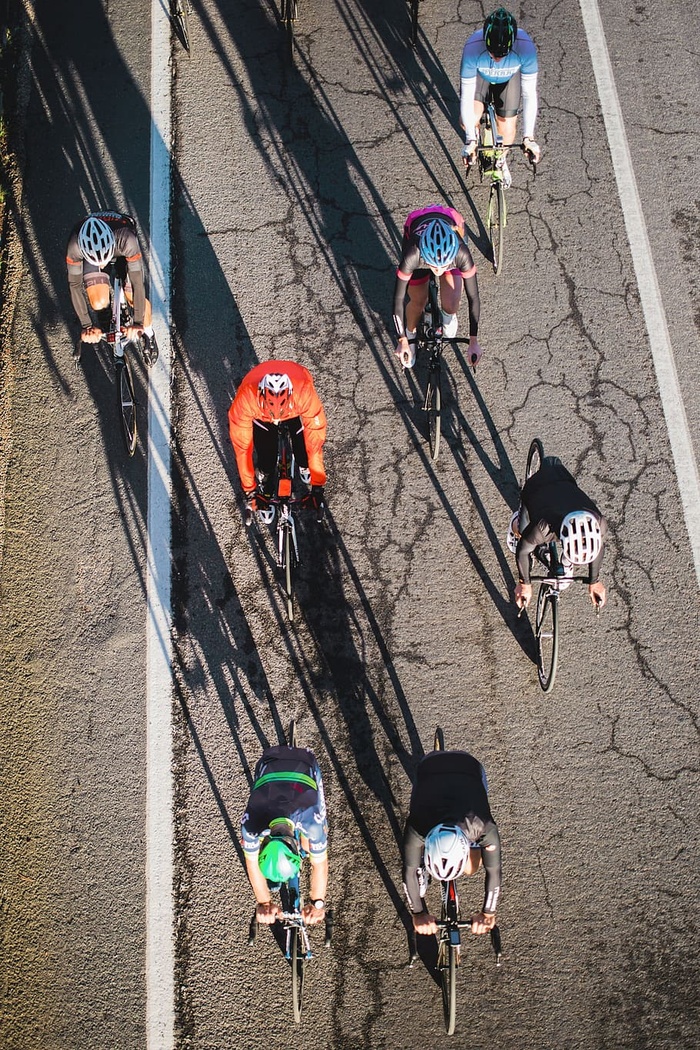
488, 180, 505, 275
287, 719, 298, 747
439, 939, 457, 1035
526, 438, 544, 481
116, 355, 138, 457
426, 367, 442, 461
284, 525, 294, 621
172, 0, 191, 51
410, 0, 419, 47
433, 726, 445, 751
291, 924, 304, 1022
536, 586, 559, 692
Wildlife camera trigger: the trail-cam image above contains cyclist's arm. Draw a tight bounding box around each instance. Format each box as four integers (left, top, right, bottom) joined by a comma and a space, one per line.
520, 71, 538, 140
480, 825, 501, 915
515, 518, 552, 582
461, 266, 480, 338
297, 388, 328, 487
67, 258, 92, 329
401, 823, 427, 914
125, 257, 147, 326
588, 514, 608, 584
227, 390, 258, 492
308, 852, 328, 901
243, 850, 273, 904
459, 76, 478, 139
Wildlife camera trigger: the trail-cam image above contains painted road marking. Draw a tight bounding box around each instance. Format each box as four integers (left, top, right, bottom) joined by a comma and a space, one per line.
147, 3, 175, 1048
579, 0, 700, 589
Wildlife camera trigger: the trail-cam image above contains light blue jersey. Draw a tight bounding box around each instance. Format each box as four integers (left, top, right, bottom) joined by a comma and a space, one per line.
460, 27, 538, 83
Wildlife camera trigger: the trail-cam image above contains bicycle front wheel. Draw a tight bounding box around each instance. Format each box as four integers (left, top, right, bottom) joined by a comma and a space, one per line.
536, 586, 559, 692
283, 525, 295, 621
488, 180, 505, 275
439, 940, 457, 1035
287, 719, 298, 747
172, 0, 191, 51
410, 0, 420, 47
526, 438, 544, 480
434, 726, 445, 751
426, 366, 442, 461
116, 356, 138, 456
291, 925, 304, 1023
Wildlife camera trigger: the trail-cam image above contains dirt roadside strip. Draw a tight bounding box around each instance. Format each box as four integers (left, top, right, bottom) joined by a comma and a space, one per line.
0, 1, 29, 578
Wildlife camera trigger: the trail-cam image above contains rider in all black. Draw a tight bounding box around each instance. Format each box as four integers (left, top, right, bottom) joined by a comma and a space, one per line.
402, 749, 501, 936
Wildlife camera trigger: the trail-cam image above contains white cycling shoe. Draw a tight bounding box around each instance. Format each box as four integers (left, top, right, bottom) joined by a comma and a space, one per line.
257, 506, 275, 526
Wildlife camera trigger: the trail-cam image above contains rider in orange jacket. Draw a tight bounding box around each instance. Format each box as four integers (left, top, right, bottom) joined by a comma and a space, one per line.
228, 360, 327, 524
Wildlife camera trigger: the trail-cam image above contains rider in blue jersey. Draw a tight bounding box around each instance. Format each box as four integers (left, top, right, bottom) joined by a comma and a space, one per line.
460, 8, 540, 187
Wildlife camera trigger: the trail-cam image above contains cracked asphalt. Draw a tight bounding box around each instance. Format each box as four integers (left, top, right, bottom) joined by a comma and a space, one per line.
1, 1, 698, 1048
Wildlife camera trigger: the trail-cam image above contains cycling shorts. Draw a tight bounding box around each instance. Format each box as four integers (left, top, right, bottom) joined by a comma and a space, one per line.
475, 71, 521, 118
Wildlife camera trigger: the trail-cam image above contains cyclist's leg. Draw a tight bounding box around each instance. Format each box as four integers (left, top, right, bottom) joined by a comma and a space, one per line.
84, 268, 111, 330
405, 273, 430, 334
492, 74, 519, 143
252, 421, 278, 495
287, 416, 308, 471
438, 270, 461, 336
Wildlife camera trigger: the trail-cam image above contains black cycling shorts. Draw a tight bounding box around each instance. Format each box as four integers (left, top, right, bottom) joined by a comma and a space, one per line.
475, 71, 521, 118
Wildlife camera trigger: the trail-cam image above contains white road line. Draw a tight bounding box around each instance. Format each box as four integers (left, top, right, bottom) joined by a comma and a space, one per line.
579, 0, 700, 590
147, 4, 175, 1048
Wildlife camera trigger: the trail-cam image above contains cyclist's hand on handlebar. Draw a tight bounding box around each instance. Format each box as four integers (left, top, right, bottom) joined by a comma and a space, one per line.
81, 325, 104, 344
124, 323, 144, 341
523, 137, 540, 165
395, 336, 416, 370
302, 901, 325, 925
468, 336, 483, 367
588, 581, 606, 608
256, 901, 280, 925
514, 582, 532, 609
461, 141, 477, 169
470, 912, 497, 935
412, 910, 438, 936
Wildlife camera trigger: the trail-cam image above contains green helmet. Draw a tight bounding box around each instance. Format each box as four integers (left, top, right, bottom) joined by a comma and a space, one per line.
259, 831, 301, 883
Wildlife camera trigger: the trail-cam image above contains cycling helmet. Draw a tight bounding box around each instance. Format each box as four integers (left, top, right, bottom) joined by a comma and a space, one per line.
559, 511, 602, 565
258, 824, 301, 883
78, 215, 116, 267
424, 823, 470, 881
258, 372, 293, 420
419, 219, 459, 272
483, 8, 518, 58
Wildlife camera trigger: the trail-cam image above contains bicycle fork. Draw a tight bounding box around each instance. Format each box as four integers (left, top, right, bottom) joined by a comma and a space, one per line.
277, 507, 299, 567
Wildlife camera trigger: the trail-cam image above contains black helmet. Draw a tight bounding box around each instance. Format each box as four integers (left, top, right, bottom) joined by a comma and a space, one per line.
483, 8, 517, 58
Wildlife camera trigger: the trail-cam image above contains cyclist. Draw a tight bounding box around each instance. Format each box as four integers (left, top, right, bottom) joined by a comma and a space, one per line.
393, 206, 482, 369
228, 360, 327, 525
66, 211, 158, 365
402, 748, 501, 936
241, 740, 329, 926
508, 455, 608, 609
460, 8, 540, 187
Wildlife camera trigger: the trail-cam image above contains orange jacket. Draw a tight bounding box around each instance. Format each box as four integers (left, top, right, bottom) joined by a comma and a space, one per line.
228, 360, 327, 492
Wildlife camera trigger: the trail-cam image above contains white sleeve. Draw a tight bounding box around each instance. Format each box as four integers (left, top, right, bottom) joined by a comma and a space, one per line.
520, 71, 538, 139
460, 76, 478, 142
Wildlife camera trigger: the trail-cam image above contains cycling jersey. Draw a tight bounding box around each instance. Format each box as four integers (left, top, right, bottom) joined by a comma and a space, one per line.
516, 458, 608, 584
228, 360, 327, 493
66, 211, 146, 327
460, 28, 539, 140
241, 745, 328, 859
402, 750, 501, 915
392, 206, 480, 339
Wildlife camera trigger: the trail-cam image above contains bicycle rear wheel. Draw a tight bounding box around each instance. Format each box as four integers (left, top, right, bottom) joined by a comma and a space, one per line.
410, 0, 419, 47
291, 925, 304, 1022
526, 438, 544, 479
536, 586, 559, 692
433, 726, 445, 751
116, 356, 138, 456
171, 0, 191, 51
426, 365, 442, 461
287, 719, 298, 747
488, 180, 506, 275
438, 938, 457, 1035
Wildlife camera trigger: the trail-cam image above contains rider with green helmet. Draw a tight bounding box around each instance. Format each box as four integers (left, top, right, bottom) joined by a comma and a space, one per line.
241, 742, 329, 925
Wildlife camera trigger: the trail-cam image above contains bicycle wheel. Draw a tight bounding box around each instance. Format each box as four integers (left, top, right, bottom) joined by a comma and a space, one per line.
526, 438, 544, 480
536, 586, 559, 692
291, 924, 304, 1022
116, 356, 138, 457
426, 365, 442, 461
433, 726, 445, 751
488, 180, 506, 275
439, 939, 457, 1035
410, 0, 419, 47
172, 0, 191, 51
283, 525, 295, 621
287, 719, 298, 747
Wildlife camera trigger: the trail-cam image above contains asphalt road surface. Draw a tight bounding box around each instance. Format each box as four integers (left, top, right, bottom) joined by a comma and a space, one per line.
1, 1, 698, 1049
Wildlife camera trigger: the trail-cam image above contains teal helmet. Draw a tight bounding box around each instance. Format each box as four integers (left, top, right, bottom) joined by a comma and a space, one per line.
259, 825, 301, 882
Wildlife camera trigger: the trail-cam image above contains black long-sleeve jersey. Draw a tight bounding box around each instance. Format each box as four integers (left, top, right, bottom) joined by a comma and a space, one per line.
402, 750, 501, 915
516, 459, 607, 584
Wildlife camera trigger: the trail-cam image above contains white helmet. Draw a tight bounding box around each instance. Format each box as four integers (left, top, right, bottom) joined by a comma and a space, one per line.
506, 510, 520, 554
424, 823, 470, 880
78, 215, 116, 267
560, 511, 602, 565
